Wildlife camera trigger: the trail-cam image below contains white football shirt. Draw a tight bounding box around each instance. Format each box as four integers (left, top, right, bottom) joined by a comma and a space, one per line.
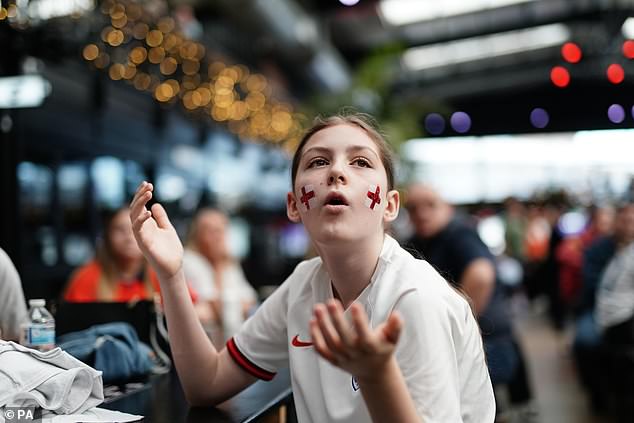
228, 235, 495, 422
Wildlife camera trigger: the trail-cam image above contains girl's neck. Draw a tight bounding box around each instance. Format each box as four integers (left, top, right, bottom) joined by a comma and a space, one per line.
318, 233, 385, 309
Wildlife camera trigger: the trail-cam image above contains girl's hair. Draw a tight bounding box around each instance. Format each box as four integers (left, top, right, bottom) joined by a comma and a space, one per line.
290, 112, 395, 191
95, 207, 155, 301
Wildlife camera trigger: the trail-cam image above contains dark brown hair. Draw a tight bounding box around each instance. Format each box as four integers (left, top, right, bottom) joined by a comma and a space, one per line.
290, 112, 395, 191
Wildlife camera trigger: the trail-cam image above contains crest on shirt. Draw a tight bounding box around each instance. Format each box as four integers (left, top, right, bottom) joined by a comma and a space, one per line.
351, 376, 360, 392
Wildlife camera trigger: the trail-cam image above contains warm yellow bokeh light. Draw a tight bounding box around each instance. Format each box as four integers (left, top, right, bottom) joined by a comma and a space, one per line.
162, 33, 181, 52
146, 30, 164, 48
155, 83, 174, 102
212, 105, 230, 122
157, 17, 175, 34
196, 87, 211, 106
128, 47, 146, 64
107, 29, 124, 46
246, 92, 266, 111
148, 47, 165, 64
133, 73, 151, 90
109, 63, 125, 80
0, 8, 8, 20
246, 74, 267, 92
132, 22, 149, 40
208, 62, 225, 78
111, 15, 127, 29
182, 59, 200, 76
122, 64, 137, 79
109, 4, 125, 20
83, 44, 99, 61
165, 79, 181, 96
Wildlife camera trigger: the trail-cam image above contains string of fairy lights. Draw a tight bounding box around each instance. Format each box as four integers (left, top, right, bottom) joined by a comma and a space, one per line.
84, 0, 306, 151
0, 0, 306, 151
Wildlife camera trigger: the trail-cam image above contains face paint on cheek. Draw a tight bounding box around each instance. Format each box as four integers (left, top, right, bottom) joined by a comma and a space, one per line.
365, 184, 381, 210
299, 184, 317, 211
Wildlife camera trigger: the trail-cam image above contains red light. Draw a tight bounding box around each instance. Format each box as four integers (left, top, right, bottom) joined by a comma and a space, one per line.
561, 42, 582, 63
550, 66, 570, 88
623, 40, 634, 59
607, 64, 624, 84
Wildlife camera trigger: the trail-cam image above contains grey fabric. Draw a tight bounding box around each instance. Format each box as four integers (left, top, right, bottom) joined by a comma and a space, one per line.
0, 248, 27, 341
0, 340, 103, 414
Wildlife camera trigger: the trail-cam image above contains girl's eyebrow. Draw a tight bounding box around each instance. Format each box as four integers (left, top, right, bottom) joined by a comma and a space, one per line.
346, 145, 380, 160
302, 145, 379, 160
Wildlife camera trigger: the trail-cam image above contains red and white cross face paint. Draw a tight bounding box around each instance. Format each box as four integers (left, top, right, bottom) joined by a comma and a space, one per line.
365, 184, 381, 210
299, 184, 318, 211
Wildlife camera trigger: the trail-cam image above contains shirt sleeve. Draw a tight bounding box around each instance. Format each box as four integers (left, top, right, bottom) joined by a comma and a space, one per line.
227, 268, 295, 380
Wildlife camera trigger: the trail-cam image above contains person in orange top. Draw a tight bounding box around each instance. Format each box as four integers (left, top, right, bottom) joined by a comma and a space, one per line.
64, 207, 161, 303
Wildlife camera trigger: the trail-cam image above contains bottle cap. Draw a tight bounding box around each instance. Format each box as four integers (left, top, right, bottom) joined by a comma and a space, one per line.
29, 299, 46, 307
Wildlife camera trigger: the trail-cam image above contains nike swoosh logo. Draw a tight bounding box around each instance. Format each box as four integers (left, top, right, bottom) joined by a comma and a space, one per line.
291, 334, 313, 347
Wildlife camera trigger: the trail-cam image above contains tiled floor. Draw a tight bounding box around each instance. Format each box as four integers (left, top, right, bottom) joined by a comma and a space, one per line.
514, 308, 610, 423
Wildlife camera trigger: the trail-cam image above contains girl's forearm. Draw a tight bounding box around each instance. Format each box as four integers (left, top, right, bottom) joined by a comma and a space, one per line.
159, 269, 220, 404
357, 357, 423, 423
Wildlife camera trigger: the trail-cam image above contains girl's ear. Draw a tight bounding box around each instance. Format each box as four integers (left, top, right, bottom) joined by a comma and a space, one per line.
287, 191, 301, 223
383, 189, 400, 223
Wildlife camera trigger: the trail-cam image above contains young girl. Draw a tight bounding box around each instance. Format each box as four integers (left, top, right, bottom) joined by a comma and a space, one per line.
64, 207, 159, 302
130, 113, 495, 422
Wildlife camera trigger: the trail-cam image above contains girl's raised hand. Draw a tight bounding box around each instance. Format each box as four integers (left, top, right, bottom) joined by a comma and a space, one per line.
309, 299, 403, 383
129, 181, 183, 280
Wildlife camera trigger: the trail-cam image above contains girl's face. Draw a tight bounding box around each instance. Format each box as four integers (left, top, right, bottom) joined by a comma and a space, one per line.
108, 208, 143, 263
287, 124, 399, 246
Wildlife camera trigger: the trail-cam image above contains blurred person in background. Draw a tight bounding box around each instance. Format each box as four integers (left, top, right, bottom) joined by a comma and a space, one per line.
183, 208, 257, 345
63, 207, 161, 302
521, 202, 551, 302
502, 197, 528, 265
405, 183, 536, 422
595, 201, 634, 345
556, 204, 614, 317
574, 199, 634, 411
0, 247, 28, 341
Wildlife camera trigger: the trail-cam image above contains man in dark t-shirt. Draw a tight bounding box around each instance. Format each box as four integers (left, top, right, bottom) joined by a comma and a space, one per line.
404, 183, 533, 412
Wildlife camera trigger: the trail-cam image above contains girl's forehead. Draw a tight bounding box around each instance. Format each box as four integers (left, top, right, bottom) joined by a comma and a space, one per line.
303, 123, 379, 153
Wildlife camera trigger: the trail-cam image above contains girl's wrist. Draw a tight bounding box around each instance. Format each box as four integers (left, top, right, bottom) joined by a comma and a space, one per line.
355, 355, 399, 387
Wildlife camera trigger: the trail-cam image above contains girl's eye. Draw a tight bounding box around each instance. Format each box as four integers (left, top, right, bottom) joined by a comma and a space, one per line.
352, 158, 371, 168
308, 158, 328, 168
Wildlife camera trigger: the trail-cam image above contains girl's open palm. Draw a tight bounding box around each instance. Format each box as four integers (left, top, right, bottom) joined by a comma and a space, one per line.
130, 182, 183, 279
310, 299, 403, 382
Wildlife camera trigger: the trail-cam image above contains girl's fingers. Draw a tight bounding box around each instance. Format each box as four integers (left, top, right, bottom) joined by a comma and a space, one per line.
350, 302, 373, 346
383, 311, 403, 345
151, 203, 172, 230
132, 209, 152, 232
327, 300, 354, 348
130, 182, 152, 219
309, 318, 337, 363
314, 304, 346, 357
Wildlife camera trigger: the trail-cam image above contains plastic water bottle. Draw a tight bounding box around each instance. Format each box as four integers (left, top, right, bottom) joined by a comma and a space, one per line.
20, 299, 56, 351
